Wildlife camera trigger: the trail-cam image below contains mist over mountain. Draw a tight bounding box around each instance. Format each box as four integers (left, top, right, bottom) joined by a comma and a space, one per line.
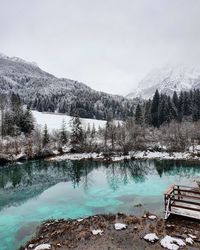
127, 65, 200, 99
0, 53, 136, 120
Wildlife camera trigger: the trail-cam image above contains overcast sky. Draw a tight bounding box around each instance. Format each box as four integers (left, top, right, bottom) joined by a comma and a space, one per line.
0, 0, 200, 95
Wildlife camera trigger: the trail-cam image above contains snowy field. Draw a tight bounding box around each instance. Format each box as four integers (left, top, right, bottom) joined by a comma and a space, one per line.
32, 110, 107, 132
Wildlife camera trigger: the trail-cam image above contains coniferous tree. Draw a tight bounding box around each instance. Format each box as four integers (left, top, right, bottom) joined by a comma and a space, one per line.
150, 89, 160, 127
144, 100, 152, 125
172, 91, 179, 110
159, 98, 169, 125
70, 116, 83, 146
177, 91, 184, 122
91, 124, 96, 139
20, 107, 34, 135
167, 96, 177, 121
135, 104, 143, 124
60, 119, 67, 144
42, 124, 50, 146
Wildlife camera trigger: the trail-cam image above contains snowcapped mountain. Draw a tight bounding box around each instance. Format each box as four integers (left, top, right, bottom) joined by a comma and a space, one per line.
127, 65, 200, 99
0, 53, 135, 120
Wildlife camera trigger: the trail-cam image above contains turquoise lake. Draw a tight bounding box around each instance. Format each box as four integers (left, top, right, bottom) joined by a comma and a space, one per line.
0, 159, 200, 250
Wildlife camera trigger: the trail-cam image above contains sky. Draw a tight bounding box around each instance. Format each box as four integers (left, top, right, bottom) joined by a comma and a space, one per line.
0, 0, 200, 95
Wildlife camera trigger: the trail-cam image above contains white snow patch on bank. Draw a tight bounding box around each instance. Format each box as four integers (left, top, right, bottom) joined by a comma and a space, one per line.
160, 236, 185, 250
114, 223, 127, 230
50, 153, 99, 161
144, 233, 159, 242
186, 237, 194, 245
34, 244, 51, 250
92, 229, 103, 235
131, 151, 197, 161
49, 150, 200, 163
148, 215, 157, 220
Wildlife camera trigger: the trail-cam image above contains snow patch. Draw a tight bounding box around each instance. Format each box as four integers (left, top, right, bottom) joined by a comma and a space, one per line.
188, 234, 197, 239
77, 218, 84, 222
160, 236, 185, 250
148, 215, 157, 220
34, 244, 51, 250
92, 229, 103, 235
32, 110, 107, 132
144, 233, 159, 242
186, 237, 194, 245
114, 223, 127, 230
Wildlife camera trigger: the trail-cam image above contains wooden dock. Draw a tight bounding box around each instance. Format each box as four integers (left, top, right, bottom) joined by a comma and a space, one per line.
164, 184, 200, 220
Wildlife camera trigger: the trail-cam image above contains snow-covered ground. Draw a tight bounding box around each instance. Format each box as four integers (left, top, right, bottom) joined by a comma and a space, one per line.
32, 110, 107, 132
48, 150, 200, 162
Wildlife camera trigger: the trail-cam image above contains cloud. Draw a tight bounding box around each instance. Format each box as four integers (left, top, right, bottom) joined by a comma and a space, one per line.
0, 0, 200, 94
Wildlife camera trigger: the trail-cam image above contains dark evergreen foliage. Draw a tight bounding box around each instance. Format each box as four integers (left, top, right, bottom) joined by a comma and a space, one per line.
0, 93, 34, 137
135, 104, 143, 124
30, 91, 135, 120
42, 124, 50, 146
136, 89, 200, 127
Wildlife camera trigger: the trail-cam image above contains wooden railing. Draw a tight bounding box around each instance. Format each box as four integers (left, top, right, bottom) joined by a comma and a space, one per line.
164, 185, 200, 219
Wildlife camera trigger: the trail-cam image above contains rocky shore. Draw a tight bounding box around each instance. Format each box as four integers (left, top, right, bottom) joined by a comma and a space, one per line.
22, 213, 200, 250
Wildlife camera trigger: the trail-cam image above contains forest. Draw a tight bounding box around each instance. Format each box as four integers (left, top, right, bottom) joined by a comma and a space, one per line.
1, 89, 200, 161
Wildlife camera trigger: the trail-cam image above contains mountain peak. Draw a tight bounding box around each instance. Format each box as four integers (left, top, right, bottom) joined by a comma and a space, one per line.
127, 64, 200, 99
0, 52, 38, 67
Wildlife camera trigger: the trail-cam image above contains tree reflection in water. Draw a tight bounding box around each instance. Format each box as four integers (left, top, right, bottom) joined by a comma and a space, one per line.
105, 160, 152, 191
0, 159, 200, 209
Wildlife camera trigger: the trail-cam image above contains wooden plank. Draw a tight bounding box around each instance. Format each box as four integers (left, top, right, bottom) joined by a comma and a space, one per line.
173, 189, 200, 195
173, 194, 200, 200
171, 204, 200, 212
170, 208, 200, 220
174, 185, 195, 189
170, 198, 200, 207
164, 184, 200, 220
164, 185, 174, 195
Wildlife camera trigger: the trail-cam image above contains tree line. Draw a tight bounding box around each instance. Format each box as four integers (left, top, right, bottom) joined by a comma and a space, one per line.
1, 90, 200, 160
135, 89, 200, 127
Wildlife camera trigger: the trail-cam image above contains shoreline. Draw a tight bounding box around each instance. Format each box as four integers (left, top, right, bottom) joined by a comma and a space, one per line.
46, 150, 200, 163
22, 213, 200, 250
1, 150, 200, 166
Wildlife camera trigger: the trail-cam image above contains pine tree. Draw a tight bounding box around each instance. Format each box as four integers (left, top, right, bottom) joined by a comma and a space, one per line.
42, 124, 50, 146
167, 96, 177, 120
135, 104, 143, 125
144, 100, 152, 125
158, 98, 169, 125
172, 91, 179, 109
177, 91, 184, 122
60, 119, 67, 144
0, 94, 6, 139
70, 116, 83, 146
91, 124, 96, 139
150, 89, 160, 127
20, 107, 34, 135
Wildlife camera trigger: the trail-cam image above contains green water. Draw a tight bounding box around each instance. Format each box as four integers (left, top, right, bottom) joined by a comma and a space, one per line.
0, 159, 200, 250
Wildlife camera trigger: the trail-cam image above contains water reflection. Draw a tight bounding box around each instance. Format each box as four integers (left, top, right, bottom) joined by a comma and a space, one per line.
0, 159, 200, 210
105, 161, 152, 190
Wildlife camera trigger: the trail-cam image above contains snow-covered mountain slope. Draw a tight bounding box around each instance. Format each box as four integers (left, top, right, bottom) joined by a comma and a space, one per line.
0, 53, 136, 120
32, 110, 107, 132
127, 65, 200, 99
0, 52, 91, 98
